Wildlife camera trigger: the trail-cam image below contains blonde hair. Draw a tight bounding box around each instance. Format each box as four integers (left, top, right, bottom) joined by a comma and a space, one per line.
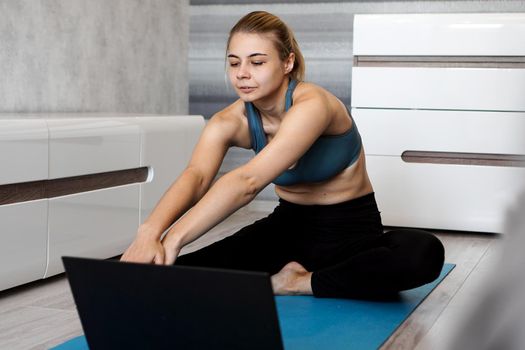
226, 11, 305, 81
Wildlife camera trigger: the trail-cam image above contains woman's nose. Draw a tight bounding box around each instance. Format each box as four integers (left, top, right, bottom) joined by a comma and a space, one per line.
236, 62, 250, 79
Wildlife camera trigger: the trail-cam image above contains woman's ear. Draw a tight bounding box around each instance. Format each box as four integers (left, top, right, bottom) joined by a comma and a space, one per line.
285, 52, 295, 74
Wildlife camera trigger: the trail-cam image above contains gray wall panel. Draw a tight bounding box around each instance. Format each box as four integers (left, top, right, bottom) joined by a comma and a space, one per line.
0, 0, 189, 114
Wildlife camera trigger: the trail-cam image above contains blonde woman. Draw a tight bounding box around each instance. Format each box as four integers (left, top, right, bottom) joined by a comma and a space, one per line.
121, 11, 444, 299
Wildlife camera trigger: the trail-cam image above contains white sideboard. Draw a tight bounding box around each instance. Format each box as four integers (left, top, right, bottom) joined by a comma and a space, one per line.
0, 114, 204, 291
351, 13, 525, 233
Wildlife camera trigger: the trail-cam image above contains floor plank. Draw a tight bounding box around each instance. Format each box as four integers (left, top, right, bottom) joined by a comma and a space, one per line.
0, 275, 73, 314
0, 306, 81, 350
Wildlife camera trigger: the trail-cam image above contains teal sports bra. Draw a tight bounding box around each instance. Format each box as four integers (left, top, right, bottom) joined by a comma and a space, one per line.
245, 79, 362, 186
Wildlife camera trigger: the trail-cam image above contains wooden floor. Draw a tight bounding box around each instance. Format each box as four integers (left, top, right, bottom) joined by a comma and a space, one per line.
0, 201, 502, 350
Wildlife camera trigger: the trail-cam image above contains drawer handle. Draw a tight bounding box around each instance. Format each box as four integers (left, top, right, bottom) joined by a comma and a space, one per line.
354, 55, 525, 69
0, 167, 150, 206
401, 151, 525, 167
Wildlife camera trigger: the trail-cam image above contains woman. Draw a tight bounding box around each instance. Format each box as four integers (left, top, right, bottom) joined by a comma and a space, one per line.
121, 11, 444, 299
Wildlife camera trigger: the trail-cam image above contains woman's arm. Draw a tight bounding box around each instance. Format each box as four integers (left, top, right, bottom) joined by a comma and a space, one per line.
162, 91, 333, 264
119, 167, 212, 264
137, 167, 211, 241
120, 113, 241, 263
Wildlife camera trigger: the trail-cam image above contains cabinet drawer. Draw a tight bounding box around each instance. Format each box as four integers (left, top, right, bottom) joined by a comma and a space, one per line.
353, 109, 525, 156
48, 118, 140, 179
353, 13, 525, 56
45, 185, 139, 277
366, 155, 525, 233
351, 67, 525, 112
0, 201, 47, 290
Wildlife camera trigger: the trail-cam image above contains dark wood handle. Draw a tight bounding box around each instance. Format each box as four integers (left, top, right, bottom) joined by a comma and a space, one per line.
0, 167, 150, 206
401, 151, 525, 167
354, 55, 525, 68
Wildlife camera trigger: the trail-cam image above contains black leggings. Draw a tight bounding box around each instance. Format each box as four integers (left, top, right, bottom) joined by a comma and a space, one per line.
176, 193, 445, 299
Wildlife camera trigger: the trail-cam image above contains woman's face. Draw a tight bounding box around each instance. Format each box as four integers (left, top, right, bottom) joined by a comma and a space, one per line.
227, 32, 292, 102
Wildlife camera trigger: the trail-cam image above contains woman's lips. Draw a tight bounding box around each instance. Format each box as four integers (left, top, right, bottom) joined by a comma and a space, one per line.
239, 87, 256, 93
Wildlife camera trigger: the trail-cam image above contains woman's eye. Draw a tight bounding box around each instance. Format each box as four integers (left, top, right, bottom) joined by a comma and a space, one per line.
229, 62, 239, 67
252, 61, 264, 66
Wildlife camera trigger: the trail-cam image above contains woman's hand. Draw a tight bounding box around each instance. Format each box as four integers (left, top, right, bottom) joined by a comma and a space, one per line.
120, 231, 166, 265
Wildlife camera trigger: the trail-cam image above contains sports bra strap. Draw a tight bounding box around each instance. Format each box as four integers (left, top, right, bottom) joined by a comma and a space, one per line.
245, 100, 265, 152
284, 79, 298, 111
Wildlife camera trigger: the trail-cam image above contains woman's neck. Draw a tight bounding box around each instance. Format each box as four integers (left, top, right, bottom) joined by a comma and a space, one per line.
252, 78, 290, 120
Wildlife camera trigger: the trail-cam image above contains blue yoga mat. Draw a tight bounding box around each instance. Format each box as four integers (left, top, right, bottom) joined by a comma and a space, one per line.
52, 263, 454, 350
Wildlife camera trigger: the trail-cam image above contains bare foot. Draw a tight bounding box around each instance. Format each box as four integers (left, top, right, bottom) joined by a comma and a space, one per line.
271, 261, 313, 295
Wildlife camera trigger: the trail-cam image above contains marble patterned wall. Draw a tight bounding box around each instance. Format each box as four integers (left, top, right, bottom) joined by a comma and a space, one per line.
0, 0, 189, 114
190, 0, 525, 200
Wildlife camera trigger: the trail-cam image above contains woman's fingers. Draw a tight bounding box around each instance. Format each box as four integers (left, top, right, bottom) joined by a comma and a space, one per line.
153, 249, 165, 265
121, 237, 178, 265
120, 248, 133, 262
120, 239, 164, 264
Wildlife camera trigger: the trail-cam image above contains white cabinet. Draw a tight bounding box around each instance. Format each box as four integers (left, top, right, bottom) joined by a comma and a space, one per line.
0, 114, 205, 290
351, 13, 525, 233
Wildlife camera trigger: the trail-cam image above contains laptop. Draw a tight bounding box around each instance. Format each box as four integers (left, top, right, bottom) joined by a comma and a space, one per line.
62, 256, 284, 350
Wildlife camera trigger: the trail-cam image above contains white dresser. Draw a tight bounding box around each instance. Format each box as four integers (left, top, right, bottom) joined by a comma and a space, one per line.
0, 114, 204, 291
351, 13, 525, 233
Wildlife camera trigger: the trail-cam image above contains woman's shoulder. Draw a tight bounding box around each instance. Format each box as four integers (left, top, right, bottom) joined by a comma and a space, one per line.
208, 99, 251, 148
294, 81, 346, 115
210, 98, 246, 125
293, 81, 332, 105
